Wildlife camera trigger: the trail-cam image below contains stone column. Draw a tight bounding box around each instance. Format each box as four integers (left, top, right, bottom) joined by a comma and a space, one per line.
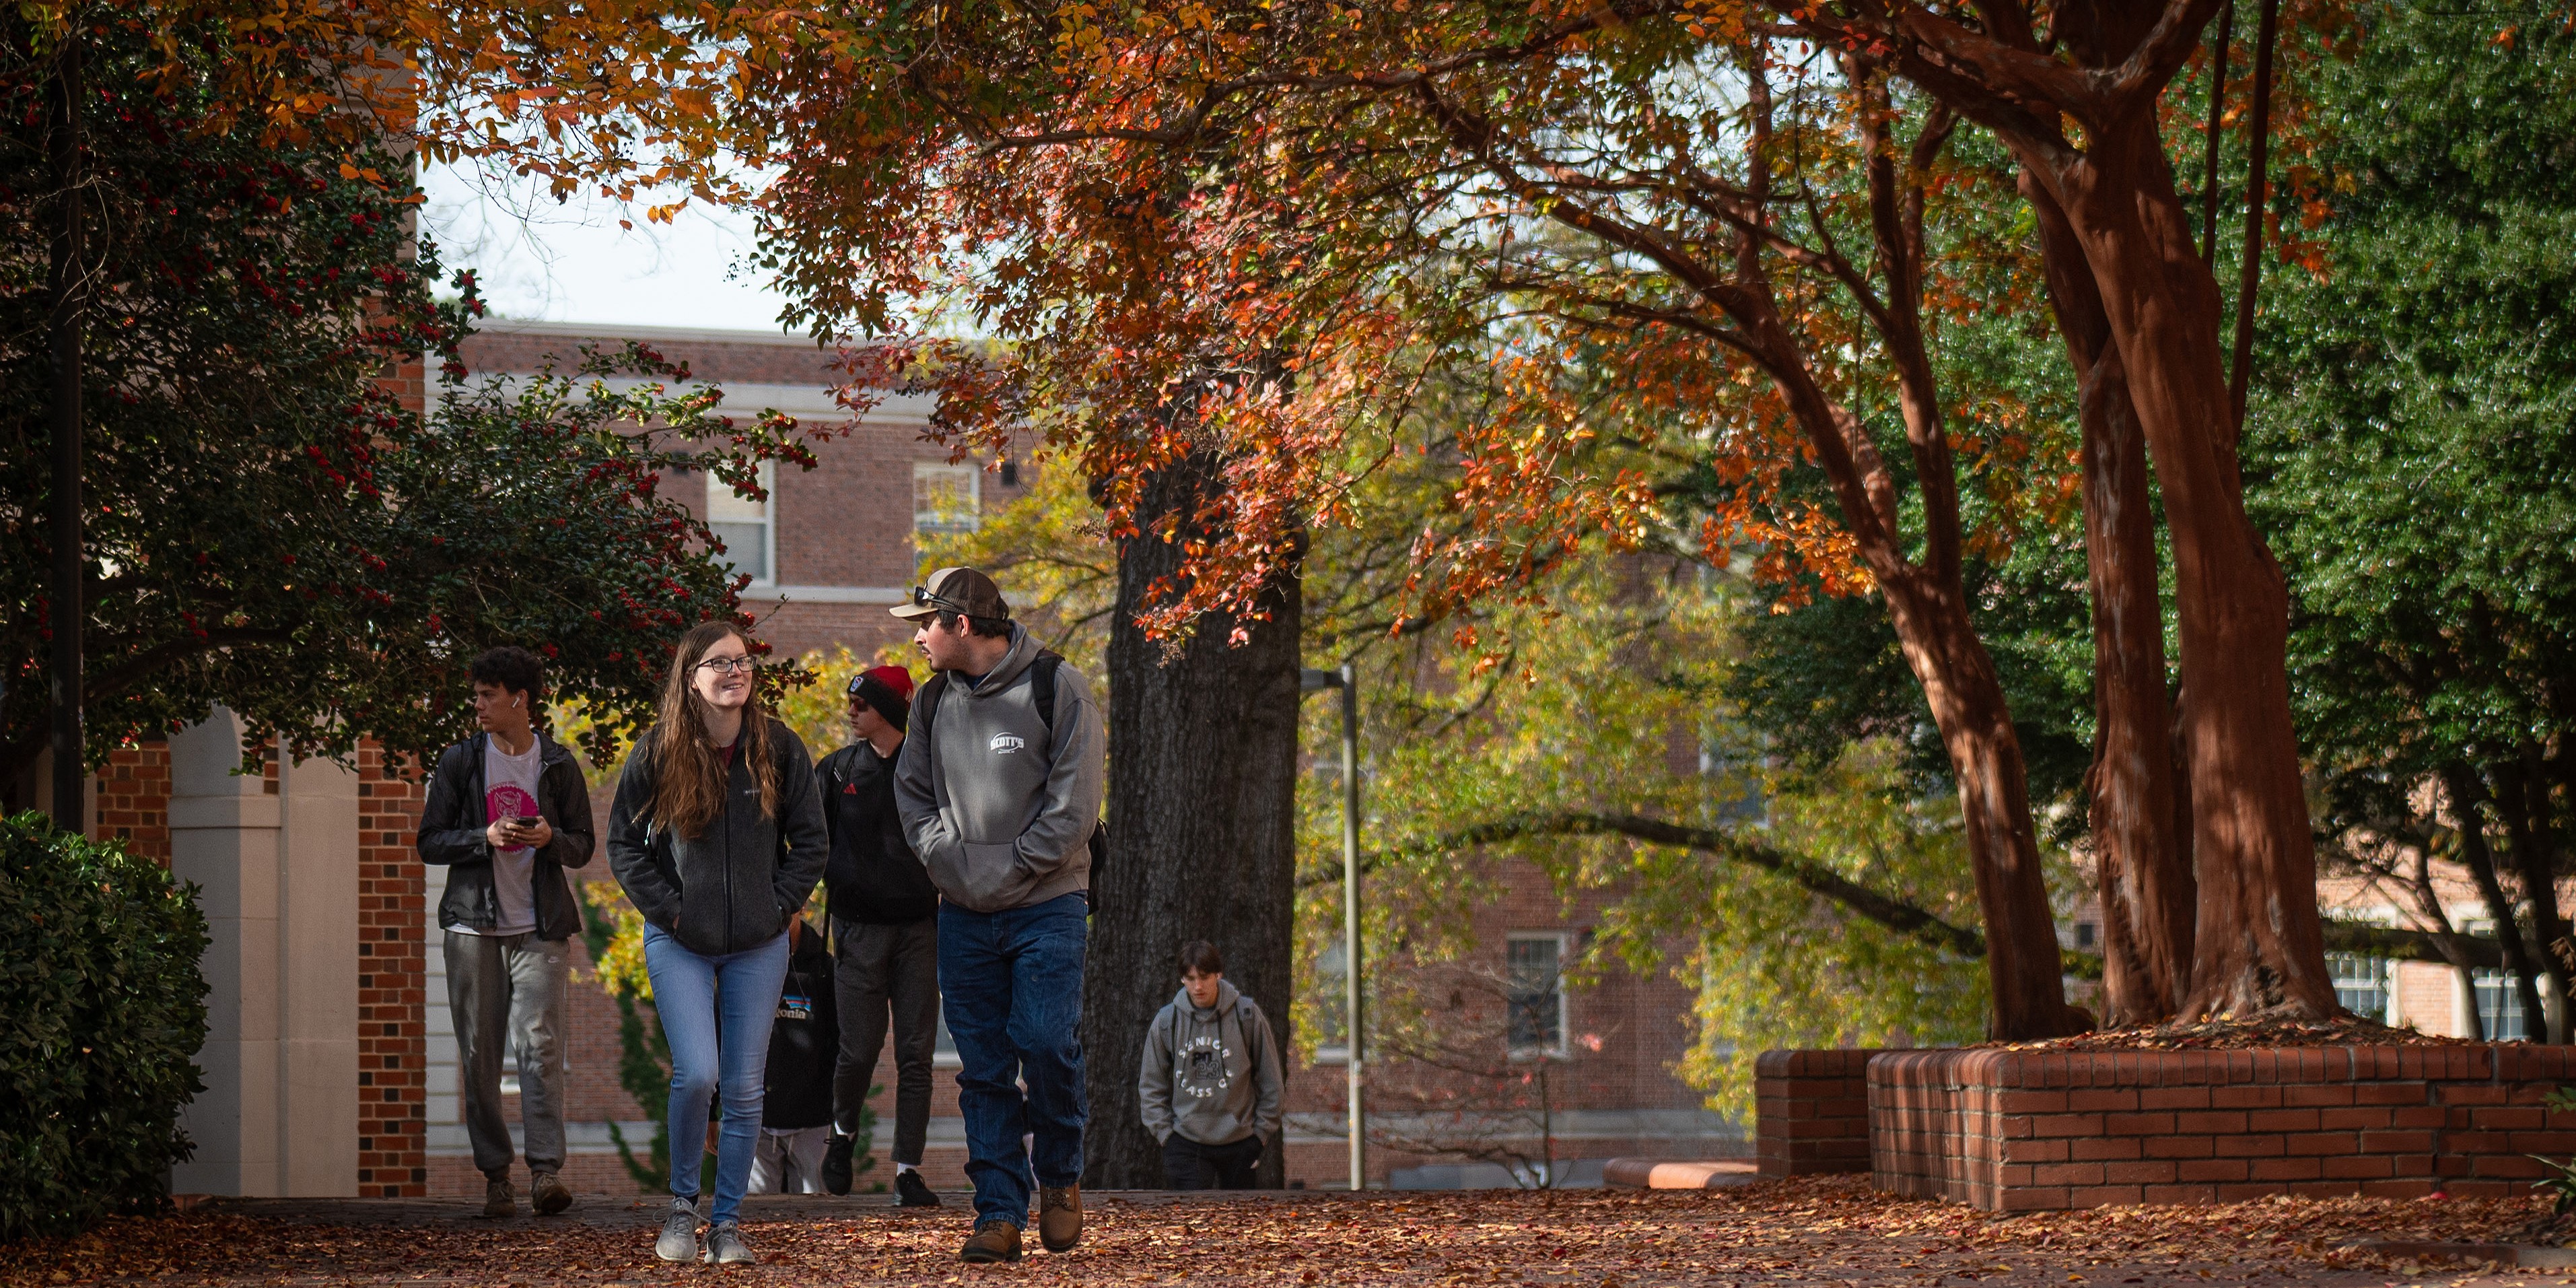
169, 710, 361, 1196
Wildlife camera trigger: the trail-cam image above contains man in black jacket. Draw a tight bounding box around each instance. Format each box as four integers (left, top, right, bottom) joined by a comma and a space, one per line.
415, 646, 596, 1219
816, 664, 943, 1207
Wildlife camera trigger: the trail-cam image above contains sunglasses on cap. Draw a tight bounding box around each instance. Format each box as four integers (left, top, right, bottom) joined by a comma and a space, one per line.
909, 584, 972, 615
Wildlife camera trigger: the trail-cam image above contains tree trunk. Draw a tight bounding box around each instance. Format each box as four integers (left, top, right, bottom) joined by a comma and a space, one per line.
2017, 110, 2334, 1020
1877, 566, 2095, 1039
46, 36, 84, 826
2495, 747, 2571, 1043
1082, 450, 1304, 1188
2446, 766, 2545, 1040
2023, 170, 2195, 1026
2404, 846, 2482, 1041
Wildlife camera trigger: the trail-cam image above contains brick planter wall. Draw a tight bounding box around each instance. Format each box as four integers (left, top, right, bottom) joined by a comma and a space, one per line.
1871, 1044, 2576, 1212
1755, 1048, 1877, 1178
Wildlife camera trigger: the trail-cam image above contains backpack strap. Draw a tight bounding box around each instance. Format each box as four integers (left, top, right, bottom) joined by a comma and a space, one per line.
911, 671, 951, 745
1032, 652, 1063, 737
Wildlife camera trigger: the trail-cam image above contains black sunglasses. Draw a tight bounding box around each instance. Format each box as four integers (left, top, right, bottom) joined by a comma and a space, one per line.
911, 584, 971, 615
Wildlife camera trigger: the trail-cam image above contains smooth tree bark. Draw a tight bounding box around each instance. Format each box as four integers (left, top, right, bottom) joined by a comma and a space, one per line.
1082, 450, 1304, 1188
2023, 172, 2196, 1025
1409, 63, 2088, 1037
2444, 766, 2548, 1039
2494, 746, 2572, 1042
1831, 0, 2338, 1019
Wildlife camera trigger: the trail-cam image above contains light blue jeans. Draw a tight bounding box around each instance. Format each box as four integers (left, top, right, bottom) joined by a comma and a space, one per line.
643, 922, 792, 1225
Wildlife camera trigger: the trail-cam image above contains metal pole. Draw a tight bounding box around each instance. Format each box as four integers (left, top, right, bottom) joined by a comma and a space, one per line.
47, 37, 83, 829
1339, 659, 1363, 1192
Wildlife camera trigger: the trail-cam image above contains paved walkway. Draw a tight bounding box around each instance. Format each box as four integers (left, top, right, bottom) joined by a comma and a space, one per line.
9, 1178, 2567, 1288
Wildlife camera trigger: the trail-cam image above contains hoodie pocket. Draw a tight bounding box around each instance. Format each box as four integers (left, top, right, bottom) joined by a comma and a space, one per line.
930, 840, 1043, 912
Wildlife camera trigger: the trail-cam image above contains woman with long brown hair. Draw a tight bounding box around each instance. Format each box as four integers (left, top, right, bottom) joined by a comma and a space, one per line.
606, 621, 827, 1265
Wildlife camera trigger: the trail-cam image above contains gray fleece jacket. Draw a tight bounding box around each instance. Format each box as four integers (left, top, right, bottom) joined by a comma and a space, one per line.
1138, 980, 1285, 1147
893, 624, 1105, 914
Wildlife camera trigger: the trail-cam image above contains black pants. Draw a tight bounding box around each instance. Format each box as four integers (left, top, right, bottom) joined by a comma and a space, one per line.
831, 916, 940, 1164
1162, 1134, 1262, 1190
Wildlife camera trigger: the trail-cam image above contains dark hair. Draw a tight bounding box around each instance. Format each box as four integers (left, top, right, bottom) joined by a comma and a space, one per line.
935, 609, 1013, 639
470, 646, 545, 703
1177, 940, 1224, 976
648, 622, 779, 839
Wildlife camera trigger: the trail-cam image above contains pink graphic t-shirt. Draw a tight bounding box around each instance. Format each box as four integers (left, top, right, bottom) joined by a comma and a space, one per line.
466, 737, 545, 936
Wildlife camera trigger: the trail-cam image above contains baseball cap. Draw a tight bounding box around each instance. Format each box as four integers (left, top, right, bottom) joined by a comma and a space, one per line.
891, 566, 1012, 621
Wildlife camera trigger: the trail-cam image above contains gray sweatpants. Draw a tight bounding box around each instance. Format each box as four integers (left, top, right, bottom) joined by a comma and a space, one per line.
444, 930, 569, 1179
831, 916, 939, 1163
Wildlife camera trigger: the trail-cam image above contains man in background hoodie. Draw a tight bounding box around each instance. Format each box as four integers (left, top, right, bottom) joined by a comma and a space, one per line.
893, 567, 1104, 1264
816, 663, 942, 1207
1138, 940, 1285, 1190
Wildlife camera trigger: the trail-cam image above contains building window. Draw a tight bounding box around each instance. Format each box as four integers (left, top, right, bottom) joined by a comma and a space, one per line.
2073, 921, 2099, 949
914, 462, 981, 534
2474, 970, 2529, 1041
2329, 953, 2390, 1023
1506, 933, 1568, 1058
705, 460, 774, 583
1313, 941, 1352, 1065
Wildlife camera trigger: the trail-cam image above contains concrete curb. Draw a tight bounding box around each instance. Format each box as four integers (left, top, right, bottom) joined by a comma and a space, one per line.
1601, 1159, 1759, 1190
2346, 1240, 2576, 1268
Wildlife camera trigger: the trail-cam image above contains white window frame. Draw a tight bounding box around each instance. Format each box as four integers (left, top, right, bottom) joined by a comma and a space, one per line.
1313, 941, 1353, 1066
1505, 931, 1572, 1060
704, 459, 777, 586
913, 461, 982, 535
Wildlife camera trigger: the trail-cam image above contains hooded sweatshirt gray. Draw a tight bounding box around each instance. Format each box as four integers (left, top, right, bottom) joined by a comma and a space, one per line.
893, 623, 1105, 914
1138, 980, 1285, 1147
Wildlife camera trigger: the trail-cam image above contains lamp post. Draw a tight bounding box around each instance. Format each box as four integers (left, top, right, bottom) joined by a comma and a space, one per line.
1300, 663, 1364, 1191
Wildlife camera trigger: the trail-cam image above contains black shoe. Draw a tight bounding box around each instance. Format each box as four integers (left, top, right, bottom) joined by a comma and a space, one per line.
822, 1134, 855, 1196
895, 1168, 940, 1207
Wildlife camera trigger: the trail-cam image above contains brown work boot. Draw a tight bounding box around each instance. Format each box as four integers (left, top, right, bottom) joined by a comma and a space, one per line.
960, 1220, 1022, 1264
530, 1171, 573, 1215
1038, 1184, 1082, 1252
481, 1176, 517, 1219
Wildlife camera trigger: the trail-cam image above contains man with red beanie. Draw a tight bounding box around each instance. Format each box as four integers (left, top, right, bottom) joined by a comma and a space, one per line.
816, 663, 944, 1206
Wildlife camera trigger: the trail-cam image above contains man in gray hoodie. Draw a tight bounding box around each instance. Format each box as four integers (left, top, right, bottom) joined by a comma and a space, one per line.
1138, 940, 1285, 1190
891, 566, 1104, 1264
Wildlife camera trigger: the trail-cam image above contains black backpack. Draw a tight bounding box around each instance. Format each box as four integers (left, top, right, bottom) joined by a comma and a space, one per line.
913, 651, 1110, 881
763, 917, 839, 1130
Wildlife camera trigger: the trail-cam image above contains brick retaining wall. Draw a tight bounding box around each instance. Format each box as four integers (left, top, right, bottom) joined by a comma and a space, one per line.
1755, 1048, 1875, 1178
1871, 1044, 2576, 1211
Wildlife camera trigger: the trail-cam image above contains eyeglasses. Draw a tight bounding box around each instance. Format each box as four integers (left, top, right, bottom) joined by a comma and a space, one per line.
695, 655, 759, 675
910, 584, 970, 615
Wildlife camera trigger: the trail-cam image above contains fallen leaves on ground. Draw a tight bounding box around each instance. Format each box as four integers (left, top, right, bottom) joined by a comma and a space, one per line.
1985, 1016, 2476, 1051
0, 1178, 2558, 1288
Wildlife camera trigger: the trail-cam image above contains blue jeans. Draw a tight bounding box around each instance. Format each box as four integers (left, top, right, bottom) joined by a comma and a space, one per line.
939, 893, 1088, 1227
643, 922, 792, 1225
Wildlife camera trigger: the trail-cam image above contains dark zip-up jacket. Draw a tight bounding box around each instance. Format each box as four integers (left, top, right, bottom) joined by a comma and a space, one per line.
417, 731, 597, 941
817, 741, 938, 925
605, 718, 829, 957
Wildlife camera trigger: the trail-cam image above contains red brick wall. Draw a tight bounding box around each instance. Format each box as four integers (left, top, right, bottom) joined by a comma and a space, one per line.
1871, 1044, 2576, 1212
357, 747, 429, 1197
92, 743, 170, 866
1755, 1049, 1873, 1178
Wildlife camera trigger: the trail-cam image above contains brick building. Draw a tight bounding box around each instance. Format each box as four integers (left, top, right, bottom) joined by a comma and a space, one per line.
46, 318, 1738, 1201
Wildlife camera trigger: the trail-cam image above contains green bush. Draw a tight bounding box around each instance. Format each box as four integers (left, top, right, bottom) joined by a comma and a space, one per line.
0, 812, 208, 1240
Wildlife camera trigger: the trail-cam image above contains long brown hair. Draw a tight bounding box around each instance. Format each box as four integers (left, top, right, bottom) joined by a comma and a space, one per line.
648, 621, 779, 839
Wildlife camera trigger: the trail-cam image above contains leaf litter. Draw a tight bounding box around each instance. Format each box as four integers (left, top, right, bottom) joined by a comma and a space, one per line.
0, 1177, 2561, 1288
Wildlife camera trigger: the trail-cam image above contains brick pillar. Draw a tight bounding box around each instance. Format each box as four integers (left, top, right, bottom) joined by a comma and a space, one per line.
356, 746, 428, 1196
1755, 1048, 1878, 1178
